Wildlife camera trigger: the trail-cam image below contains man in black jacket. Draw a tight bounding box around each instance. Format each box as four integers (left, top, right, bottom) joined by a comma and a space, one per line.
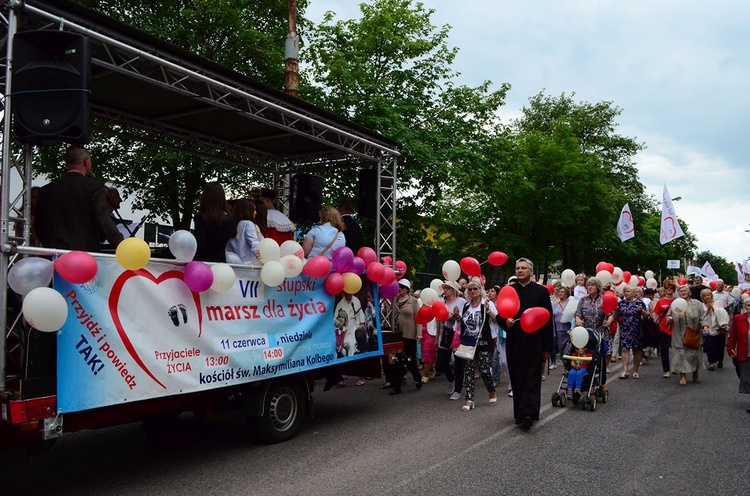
35, 146, 124, 251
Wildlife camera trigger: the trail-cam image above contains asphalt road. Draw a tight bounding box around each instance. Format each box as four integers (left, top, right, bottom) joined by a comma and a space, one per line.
2, 354, 749, 496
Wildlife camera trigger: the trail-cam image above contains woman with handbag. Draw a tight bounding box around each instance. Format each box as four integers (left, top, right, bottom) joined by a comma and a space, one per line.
666, 284, 709, 386
454, 280, 498, 411
651, 280, 676, 378
727, 298, 750, 413
700, 289, 730, 371
436, 281, 467, 399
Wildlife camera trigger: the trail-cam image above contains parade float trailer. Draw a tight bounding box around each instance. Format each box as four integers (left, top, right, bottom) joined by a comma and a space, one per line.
0, 0, 401, 447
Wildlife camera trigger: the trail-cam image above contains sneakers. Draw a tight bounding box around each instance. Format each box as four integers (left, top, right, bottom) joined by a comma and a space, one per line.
572, 389, 581, 405
567, 389, 573, 399
447, 381, 455, 395
450, 392, 461, 400
508, 390, 514, 397
549, 364, 557, 370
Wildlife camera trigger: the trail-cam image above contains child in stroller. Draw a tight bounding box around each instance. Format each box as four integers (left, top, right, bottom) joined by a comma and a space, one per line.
552, 328, 609, 410
566, 346, 592, 405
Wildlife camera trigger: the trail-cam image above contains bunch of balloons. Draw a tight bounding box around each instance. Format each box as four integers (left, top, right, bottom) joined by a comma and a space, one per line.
414, 287, 450, 324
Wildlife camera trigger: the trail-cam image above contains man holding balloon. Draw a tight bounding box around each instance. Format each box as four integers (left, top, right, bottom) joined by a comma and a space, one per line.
504, 258, 554, 432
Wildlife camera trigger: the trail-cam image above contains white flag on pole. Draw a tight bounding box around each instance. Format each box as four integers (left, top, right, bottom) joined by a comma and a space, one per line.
701, 261, 718, 282
660, 184, 685, 245
616, 203, 635, 242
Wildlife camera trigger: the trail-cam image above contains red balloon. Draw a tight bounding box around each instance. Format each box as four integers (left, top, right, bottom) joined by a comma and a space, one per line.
602, 292, 618, 314
709, 280, 717, 290
366, 262, 385, 282
432, 301, 450, 321
395, 260, 408, 279
325, 272, 345, 295
487, 251, 509, 266
596, 261, 607, 274
356, 246, 378, 267
382, 256, 393, 266
302, 255, 331, 279
622, 271, 632, 284
497, 285, 521, 319
677, 277, 688, 285
379, 266, 396, 286
545, 284, 554, 295
415, 305, 435, 325
54, 250, 98, 284
520, 307, 550, 333
460, 257, 481, 277
637, 276, 645, 287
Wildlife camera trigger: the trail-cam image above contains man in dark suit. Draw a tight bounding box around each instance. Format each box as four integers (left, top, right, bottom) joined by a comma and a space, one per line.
35, 146, 124, 251
505, 257, 554, 432
337, 198, 362, 254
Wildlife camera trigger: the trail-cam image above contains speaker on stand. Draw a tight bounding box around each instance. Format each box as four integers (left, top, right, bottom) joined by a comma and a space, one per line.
358, 169, 392, 221
12, 30, 91, 145
290, 174, 324, 223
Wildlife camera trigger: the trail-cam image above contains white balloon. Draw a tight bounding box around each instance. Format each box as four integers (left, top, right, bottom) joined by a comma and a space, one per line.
442, 260, 460, 281
210, 263, 236, 292
280, 240, 304, 260
646, 277, 658, 289
570, 326, 589, 349
8, 257, 54, 295
671, 298, 688, 314
731, 287, 741, 298
629, 275, 639, 287
430, 278, 445, 296
260, 260, 285, 286
23, 287, 68, 332
596, 270, 612, 287
168, 230, 197, 262
644, 270, 654, 280
715, 306, 730, 328
420, 287, 439, 306
611, 267, 623, 285
561, 269, 576, 288
256, 238, 281, 264
743, 294, 750, 302
279, 254, 303, 278
561, 297, 578, 322
614, 282, 626, 295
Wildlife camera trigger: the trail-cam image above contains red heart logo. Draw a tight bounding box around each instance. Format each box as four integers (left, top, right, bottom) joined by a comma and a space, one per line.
108, 269, 203, 389
662, 216, 677, 239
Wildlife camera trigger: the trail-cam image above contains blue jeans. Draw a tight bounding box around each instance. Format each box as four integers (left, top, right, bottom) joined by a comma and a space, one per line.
568, 367, 588, 390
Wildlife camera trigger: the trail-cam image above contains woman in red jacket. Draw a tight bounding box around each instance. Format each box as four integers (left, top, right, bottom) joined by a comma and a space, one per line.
727, 298, 750, 413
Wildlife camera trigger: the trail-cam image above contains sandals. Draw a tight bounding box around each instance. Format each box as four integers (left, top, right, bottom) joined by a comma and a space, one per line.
662, 372, 671, 379
379, 382, 392, 390
421, 376, 429, 384
679, 376, 687, 386
632, 372, 639, 379
462, 401, 475, 412
489, 393, 497, 406
356, 379, 365, 386
619, 373, 629, 380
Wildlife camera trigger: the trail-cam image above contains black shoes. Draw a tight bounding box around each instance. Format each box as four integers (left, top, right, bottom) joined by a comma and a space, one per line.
520, 416, 533, 431
415, 380, 422, 390
389, 389, 401, 396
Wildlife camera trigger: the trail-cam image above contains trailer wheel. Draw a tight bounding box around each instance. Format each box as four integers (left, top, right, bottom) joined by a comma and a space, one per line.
254, 379, 306, 444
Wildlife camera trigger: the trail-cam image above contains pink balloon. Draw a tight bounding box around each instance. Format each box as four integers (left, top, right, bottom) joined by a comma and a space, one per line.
331, 246, 354, 273
325, 272, 345, 295
382, 256, 393, 266
497, 286, 521, 319
356, 247, 377, 267
302, 256, 331, 278
380, 266, 396, 286
395, 260, 407, 279
460, 257, 481, 277
380, 281, 399, 299
54, 251, 97, 284
184, 261, 213, 292
350, 256, 366, 275
487, 251, 508, 266
366, 262, 385, 282
521, 307, 550, 333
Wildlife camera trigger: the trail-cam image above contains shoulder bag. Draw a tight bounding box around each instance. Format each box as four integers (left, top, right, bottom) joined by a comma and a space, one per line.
453, 302, 484, 361
682, 326, 700, 349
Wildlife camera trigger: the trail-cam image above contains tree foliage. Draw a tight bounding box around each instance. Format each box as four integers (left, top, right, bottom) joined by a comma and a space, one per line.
695, 250, 737, 286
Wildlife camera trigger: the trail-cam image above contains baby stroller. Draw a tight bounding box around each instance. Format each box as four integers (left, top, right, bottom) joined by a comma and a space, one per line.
551, 328, 609, 411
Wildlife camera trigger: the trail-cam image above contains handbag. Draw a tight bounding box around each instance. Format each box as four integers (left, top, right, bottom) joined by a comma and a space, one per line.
454, 344, 476, 361
449, 323, 461, 350
682, 326, 700, 349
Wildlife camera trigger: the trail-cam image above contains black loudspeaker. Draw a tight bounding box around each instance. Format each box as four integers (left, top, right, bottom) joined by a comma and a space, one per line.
12, 30, 91, 145
290, 174, 324, 222
358, 169, 392, 221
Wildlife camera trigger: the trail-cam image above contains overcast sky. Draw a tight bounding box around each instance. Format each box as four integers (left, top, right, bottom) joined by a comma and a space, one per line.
306, 0, 750, 266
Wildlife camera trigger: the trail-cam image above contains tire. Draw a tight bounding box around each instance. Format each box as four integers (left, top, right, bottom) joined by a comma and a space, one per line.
551, 392, 560, 407
560, 393, 566, 407
602, 389, 609, 403
254, 379, 306, 444
590, 397, 597, 411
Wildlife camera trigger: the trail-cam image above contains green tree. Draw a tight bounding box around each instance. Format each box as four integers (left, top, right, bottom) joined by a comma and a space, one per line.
695, 250, 737, 286
303, 0, 509, 270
